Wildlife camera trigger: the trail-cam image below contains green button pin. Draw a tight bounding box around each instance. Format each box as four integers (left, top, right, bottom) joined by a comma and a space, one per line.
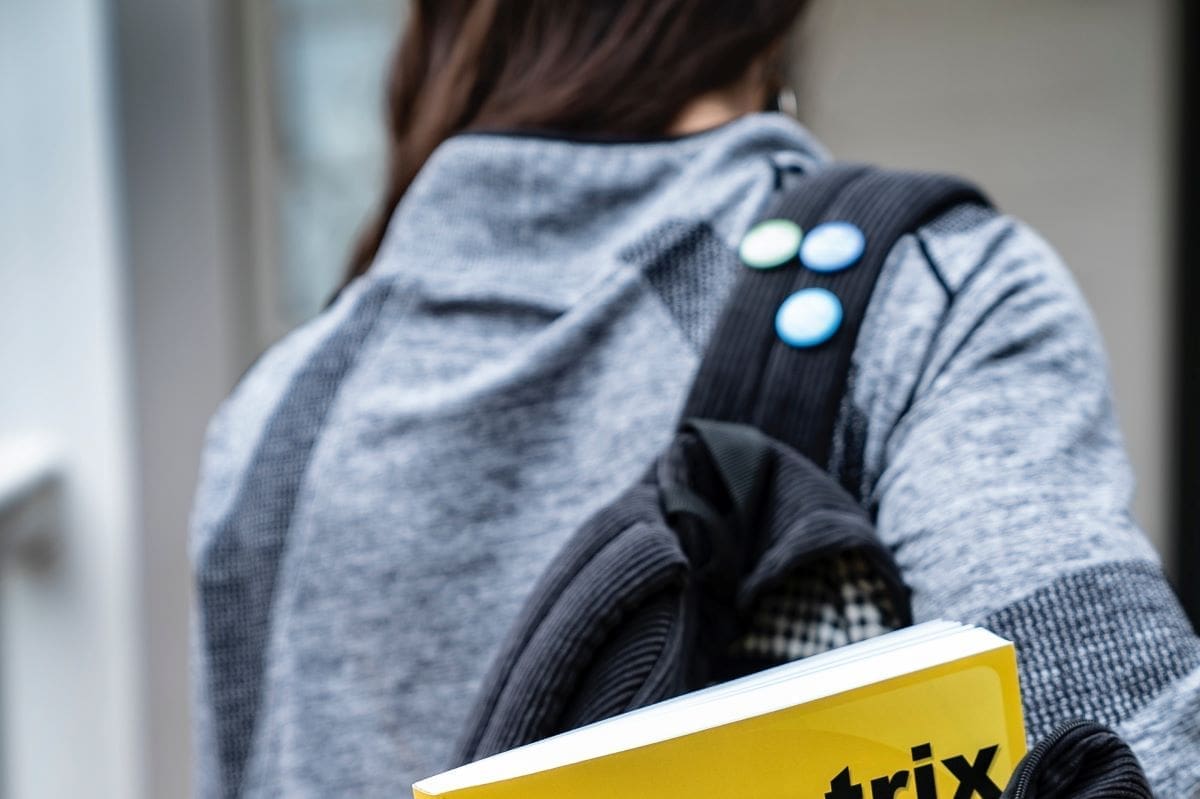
739, 219, 803, 269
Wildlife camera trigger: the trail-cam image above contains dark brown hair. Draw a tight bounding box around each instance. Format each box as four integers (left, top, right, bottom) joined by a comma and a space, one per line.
344, 0, 812, 283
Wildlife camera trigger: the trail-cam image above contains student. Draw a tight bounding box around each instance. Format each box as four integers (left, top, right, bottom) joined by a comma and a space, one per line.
189, 2, 1199, 797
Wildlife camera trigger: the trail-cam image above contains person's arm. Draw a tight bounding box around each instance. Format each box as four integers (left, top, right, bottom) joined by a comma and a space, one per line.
856, 206, 1200, 795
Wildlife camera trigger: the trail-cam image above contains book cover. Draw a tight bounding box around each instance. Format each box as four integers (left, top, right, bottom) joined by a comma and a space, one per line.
414, 623, 1025, 799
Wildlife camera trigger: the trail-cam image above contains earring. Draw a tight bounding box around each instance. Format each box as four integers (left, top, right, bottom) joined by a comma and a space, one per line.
775, 86, 799, 118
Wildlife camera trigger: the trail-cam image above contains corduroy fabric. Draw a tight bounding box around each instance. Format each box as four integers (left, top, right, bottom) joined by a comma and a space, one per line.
560, 593, 683, 730
1001, 721, 1153, 799
453, 485, 687, 762
454, 422, 898, 764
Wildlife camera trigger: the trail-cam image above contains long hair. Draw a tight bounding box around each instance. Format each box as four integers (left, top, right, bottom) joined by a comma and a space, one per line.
344, 0, 812, 283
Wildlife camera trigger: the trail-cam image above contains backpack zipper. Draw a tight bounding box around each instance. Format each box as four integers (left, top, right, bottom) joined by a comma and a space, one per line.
1006, 719, 1097, 799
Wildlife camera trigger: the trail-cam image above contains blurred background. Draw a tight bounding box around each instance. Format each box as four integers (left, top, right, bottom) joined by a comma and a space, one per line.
0, 0, 1194, 796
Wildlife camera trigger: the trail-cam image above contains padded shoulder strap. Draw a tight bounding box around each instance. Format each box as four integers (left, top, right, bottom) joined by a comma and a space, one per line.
681, 164, 991, 471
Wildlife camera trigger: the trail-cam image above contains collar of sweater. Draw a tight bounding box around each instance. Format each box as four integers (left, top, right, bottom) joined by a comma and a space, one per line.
371, 112, 829, 309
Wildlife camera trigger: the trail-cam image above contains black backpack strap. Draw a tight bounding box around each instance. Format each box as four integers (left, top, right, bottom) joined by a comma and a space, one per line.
682, 164, 991, 471
455, 165, 997, 764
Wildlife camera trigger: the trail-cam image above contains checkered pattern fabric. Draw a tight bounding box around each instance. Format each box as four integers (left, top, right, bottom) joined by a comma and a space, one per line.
732, 549, 902, 663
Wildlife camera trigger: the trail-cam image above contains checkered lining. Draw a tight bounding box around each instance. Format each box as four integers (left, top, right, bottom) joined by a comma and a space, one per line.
731, 549, 902, 663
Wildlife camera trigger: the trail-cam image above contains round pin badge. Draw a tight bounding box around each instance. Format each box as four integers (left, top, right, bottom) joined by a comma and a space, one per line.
800, 221, 866, 273
775, 288, 843, 348
739, 219, 803, 269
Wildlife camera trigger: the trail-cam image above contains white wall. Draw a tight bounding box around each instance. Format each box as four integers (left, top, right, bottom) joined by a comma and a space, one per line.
797, 0, 1175, 563
110, 0, 255, 796
0, 1, 145, 796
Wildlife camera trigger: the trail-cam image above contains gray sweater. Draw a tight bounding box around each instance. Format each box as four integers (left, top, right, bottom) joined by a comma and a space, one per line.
190, 113, 1200, 798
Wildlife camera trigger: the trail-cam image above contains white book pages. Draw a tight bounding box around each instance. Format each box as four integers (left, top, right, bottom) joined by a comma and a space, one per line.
417, 621, 1010, 795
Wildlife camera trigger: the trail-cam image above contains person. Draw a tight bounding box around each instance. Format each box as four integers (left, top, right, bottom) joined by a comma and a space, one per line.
189, 1, 1200, 797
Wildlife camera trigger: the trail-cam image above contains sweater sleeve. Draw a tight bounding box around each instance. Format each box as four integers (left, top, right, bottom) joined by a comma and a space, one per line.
853, 205, 1200, 796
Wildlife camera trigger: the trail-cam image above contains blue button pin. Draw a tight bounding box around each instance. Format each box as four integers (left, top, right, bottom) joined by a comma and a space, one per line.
775, 288, 843, 348
800, 222, 866, 273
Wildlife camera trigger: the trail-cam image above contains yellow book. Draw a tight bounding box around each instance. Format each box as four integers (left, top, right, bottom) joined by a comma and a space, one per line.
414, 621, 1025, 799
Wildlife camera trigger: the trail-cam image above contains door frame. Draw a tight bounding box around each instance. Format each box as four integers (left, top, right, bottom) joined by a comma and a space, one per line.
1175, 0, 1198, 627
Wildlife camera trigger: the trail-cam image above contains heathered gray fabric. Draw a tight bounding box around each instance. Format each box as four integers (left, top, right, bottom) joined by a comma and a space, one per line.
982, 561, 1200, 737
190, 113, 1199, 798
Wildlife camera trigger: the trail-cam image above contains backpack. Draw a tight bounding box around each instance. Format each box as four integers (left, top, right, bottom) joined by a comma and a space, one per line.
452, 164, 1154, 797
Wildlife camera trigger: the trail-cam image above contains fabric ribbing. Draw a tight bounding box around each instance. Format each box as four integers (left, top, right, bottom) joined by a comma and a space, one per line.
560, 593, 684, 730
626, 221, 743, 350
453, 485, 689, 761
195, 282, 393, 798
983, 560, 1200, 743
